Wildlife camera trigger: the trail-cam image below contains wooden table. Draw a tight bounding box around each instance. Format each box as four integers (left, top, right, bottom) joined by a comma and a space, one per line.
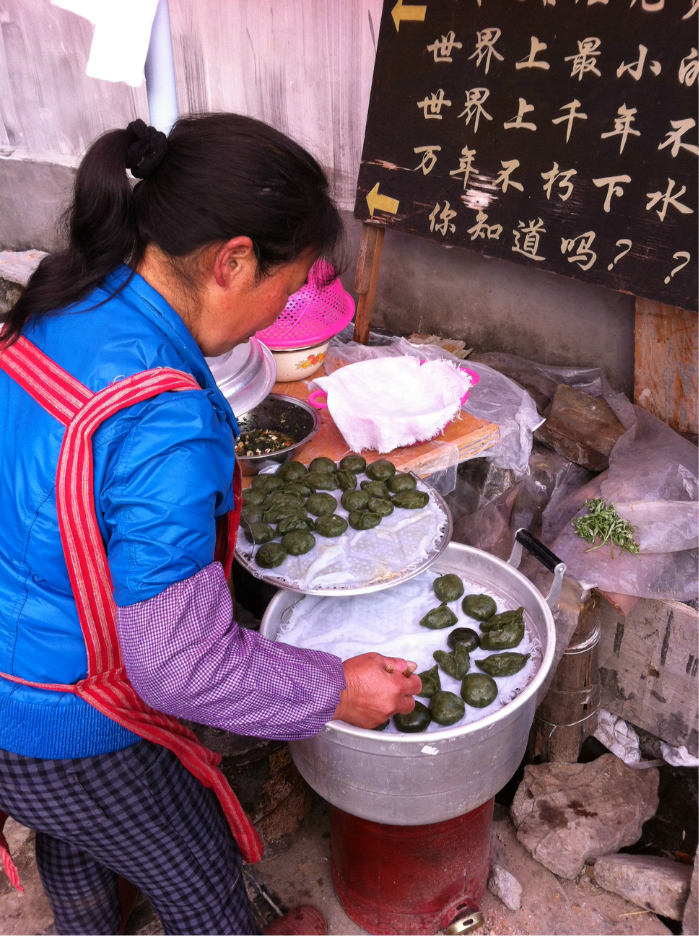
242, 363, 499, 486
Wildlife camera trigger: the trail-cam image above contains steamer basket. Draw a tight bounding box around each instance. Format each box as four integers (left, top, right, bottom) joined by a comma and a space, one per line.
260, 540, 558, 826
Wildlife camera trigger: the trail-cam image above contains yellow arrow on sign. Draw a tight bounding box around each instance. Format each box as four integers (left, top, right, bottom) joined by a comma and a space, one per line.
366, 183, 400, 218
391, 0, 427, 32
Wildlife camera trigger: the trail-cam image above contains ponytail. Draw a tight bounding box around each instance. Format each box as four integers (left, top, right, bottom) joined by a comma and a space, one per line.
2, 113, 344, 345
2, 128, 143, 344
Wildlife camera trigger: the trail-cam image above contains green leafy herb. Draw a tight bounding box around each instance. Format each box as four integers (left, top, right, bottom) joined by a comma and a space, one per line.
572, 498, 639, 558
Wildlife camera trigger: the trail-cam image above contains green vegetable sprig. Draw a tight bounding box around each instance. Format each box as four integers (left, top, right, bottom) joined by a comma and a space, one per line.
572, 498, 640, 558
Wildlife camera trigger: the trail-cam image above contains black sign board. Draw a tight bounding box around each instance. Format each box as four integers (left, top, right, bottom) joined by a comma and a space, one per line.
355, 0, 698, 312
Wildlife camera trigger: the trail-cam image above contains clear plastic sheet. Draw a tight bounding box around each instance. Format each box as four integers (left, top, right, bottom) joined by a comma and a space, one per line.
326, 332, 542, 480
542, 407, 698, 600
451, 443, 592, 562
462, 352, 698, 601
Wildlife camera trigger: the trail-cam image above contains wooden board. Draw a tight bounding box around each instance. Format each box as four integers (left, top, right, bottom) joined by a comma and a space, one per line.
355, 0, 698, 311
634, 297, 699, 435
243, 364, 499, 486
598, 597, 699, 756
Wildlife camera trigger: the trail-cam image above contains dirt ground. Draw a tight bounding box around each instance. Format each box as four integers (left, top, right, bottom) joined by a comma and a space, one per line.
0, 799, 673, 936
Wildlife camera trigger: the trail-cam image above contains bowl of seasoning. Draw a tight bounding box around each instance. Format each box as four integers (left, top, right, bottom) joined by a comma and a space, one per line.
235, 394, 321, 476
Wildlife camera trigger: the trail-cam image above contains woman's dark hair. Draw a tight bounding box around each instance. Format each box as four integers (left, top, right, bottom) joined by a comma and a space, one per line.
2, 113, 345, 344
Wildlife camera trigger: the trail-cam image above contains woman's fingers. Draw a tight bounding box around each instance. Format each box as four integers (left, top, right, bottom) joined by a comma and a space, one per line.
383, 656, 418, 677
334, 653, 426, 728
394, 693, 417, 716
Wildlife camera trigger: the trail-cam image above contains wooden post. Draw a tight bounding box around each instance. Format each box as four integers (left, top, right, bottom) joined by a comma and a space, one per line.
634, 297, 698, 436
353, 223, 385, 345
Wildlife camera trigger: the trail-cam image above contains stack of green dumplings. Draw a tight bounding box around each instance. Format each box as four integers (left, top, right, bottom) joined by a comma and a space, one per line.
241, 455, 433, 571
386, 573, 532, 734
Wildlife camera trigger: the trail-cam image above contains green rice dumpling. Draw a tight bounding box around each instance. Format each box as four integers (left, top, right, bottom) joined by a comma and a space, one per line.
476, 652, 531, 677
419, 605, 458, 630
393, 701, 431, 733
433, 574, 464, 603
429, 691, 465, 726
339, 454, 367, 474
366, 459, 396, 481
461, 594, 497, 622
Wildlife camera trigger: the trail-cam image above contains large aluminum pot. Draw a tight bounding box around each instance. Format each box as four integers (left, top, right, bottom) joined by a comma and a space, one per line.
260, 541, 557, 826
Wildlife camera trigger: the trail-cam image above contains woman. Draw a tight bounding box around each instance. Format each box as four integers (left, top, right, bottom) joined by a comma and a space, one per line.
0, 115, 420, 935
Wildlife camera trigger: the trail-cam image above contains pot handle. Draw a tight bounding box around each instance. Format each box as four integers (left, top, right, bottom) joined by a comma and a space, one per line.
308, 389, 328, 410
508, 528, 567, 611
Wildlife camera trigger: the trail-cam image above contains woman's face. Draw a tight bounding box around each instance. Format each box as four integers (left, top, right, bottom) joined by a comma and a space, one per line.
196, 244, 318, 357
137, 240, 319, 359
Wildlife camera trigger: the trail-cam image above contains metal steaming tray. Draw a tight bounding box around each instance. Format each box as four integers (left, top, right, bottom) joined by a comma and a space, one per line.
234, 481, 453, 597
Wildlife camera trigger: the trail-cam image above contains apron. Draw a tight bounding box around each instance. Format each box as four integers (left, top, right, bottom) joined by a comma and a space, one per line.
0, 335, 263, 891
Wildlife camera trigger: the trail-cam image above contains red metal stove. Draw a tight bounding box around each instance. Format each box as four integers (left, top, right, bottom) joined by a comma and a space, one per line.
329, 798, 493, 935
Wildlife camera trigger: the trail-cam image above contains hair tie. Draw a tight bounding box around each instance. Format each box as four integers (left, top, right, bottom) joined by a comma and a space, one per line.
125, 119, 168, 179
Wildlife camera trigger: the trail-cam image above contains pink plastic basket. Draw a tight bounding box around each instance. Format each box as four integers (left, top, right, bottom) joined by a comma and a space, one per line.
255, 260, 355, 351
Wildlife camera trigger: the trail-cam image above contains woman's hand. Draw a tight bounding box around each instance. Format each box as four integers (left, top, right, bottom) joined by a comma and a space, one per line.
333, 653, 422, 729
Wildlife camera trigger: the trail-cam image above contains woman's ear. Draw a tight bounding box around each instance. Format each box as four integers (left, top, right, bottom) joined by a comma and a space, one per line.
212, 237, 257, 288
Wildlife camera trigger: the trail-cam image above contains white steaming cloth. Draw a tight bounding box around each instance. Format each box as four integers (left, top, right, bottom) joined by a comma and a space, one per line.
277, 569, 541, 734
311, 357, 474, 453
238, 476, 447, 591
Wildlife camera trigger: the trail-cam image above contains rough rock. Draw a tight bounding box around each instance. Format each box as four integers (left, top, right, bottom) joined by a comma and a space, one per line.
594, 854, 693, 921
510, 754, 659, 880
0, 249, 46, 314
487, 864, 522, 910
683, 851, 698, 935
534, 384, 626, 471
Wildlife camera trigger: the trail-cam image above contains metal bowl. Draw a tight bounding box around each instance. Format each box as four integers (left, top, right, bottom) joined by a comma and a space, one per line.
236, 394, 321, 476
260, 541, 556, 826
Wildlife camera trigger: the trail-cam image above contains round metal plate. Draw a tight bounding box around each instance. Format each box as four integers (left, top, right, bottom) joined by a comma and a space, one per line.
205, 337, 276, 417
234, 479, 453, 597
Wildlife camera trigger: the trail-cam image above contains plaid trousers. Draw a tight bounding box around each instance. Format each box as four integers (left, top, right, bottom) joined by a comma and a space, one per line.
0, 741, 259, 935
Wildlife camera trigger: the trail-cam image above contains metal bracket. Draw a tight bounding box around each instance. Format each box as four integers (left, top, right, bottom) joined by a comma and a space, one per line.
545, 562, 566, 611
444, 909, 485, 934
507, 537, 524, 570
508, 528, 567, 611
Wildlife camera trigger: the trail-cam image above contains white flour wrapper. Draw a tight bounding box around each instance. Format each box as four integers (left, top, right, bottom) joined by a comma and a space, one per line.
277, 568, 541, 734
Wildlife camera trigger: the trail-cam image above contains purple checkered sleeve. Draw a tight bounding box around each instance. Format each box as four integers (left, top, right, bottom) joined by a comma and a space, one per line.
115, 562, 346, 740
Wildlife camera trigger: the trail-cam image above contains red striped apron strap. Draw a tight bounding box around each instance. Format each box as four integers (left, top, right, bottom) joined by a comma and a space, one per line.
0, 340, 263, 873
0, 335, 92, 424
56, 371, 262, 862
0, 813, 23, 895
214, 460, 243, 580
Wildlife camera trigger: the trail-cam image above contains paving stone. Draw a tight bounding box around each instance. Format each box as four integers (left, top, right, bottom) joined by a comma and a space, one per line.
488, 864, 523, 910
510, 754, 659, 880
595, 854, 693, 921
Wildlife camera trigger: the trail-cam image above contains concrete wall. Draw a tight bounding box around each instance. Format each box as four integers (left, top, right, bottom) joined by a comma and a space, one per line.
339, 213, 636, 393
0, 0, 636, 395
